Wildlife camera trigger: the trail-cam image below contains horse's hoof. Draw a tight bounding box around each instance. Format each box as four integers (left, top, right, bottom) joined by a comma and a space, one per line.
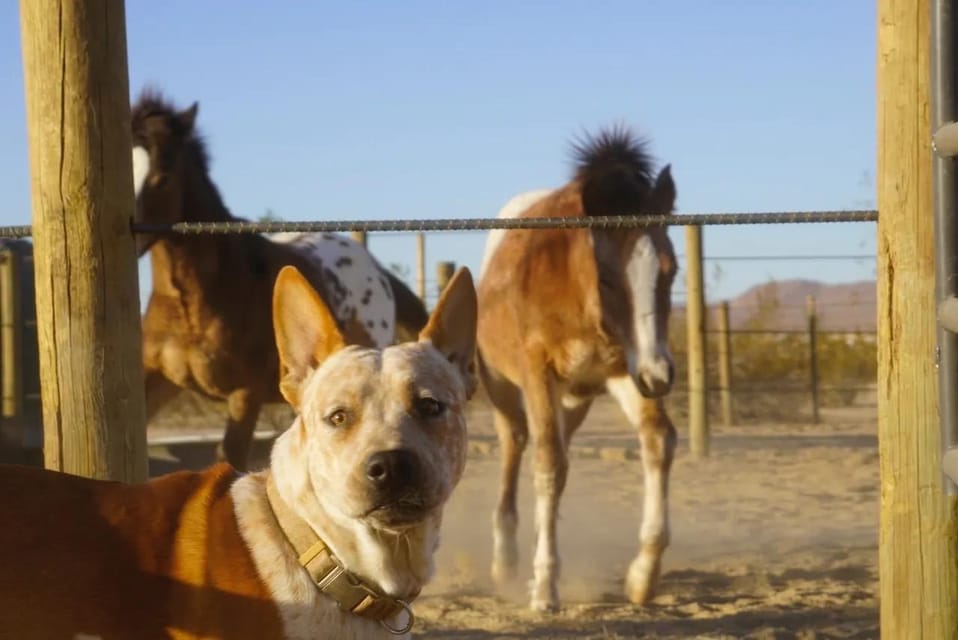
529, 580, 559, 613
626, 582, 655, 605
491, 559, 518, 587
625, 554, 661, 605
529, 597, 560, 613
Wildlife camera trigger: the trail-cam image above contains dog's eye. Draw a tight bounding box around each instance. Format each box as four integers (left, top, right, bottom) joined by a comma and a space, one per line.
415, 397, 445, 418
326, 409, 349, 427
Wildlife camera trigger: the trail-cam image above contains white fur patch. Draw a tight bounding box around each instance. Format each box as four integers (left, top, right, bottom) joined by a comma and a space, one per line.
232, 473, 406, 640
478, 189, 552, 278
270, 232, 396, 348
132, 146, 149, 198
625, 236, 672, 382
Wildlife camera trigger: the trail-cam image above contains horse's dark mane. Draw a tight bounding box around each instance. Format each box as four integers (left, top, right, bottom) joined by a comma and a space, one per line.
570, 125, 654, 186
570, 125, 657, 217
131, 87, 211, 174
130, 86, 243, 224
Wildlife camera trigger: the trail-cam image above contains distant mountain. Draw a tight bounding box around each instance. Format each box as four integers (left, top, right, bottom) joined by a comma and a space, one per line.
675, 279, 876, 333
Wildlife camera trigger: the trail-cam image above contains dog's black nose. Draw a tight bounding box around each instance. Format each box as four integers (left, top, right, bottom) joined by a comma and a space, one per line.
364, 449, 421, 490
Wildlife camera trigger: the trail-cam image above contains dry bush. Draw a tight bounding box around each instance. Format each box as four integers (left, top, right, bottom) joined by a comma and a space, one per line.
667, 282, 877, 424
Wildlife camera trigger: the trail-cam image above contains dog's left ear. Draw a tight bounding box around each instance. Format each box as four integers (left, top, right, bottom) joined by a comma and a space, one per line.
272, 265, 346, 408
419, 267, 478, 398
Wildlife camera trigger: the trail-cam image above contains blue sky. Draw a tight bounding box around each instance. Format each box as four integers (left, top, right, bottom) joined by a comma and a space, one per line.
0, 1, 876, 306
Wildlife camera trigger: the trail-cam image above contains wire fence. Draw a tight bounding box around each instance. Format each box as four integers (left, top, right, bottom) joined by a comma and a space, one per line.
2, 207, 879, 426
0, 208, 879, 241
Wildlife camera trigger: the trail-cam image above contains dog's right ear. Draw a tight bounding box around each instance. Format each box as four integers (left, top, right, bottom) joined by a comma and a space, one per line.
419, 267, 478, 398
272, 265, 345, 408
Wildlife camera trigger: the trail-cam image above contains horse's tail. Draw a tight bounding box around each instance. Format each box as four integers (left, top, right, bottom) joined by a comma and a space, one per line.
572, 125, 673, 217
382, 268, 430, 343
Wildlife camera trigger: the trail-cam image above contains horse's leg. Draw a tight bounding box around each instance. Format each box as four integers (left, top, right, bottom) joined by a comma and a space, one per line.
523, 366, 567, 612
144, 370, 181, 423
490, 401, 528, 588
560, 394, 593, 445
606, 376, 676, 604
217, 388, 263, 472
479, 361, 529, 588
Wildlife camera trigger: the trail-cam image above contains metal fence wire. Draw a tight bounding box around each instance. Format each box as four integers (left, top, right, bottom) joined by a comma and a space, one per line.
0, 209, 879, 240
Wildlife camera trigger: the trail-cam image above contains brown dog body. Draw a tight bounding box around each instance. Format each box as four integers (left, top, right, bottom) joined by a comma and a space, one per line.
0, 265, 477, 639
0, 463, 284, 639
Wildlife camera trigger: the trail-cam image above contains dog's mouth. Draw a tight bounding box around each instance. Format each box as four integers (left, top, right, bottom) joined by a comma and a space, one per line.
362, 495, 438, 529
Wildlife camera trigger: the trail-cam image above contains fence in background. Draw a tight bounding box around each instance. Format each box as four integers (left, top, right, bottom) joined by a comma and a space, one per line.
374, 227, 877, 432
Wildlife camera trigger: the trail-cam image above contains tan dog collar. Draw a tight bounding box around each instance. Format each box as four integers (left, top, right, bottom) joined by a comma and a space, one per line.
265, 475, 415, 635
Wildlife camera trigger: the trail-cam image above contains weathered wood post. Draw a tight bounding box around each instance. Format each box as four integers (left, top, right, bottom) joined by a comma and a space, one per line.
416, 233, 426, 301
19, 0, 148, 482
878, 0, 958, 634
806, 295, 820, 424
0, 250, 20, 419
436, 261, 456, 299
716, 300, 733, 427
351, 231, 368, 247
684, 225, 709, 458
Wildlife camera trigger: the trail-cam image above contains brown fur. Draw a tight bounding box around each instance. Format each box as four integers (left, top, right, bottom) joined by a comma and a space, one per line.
0, 463, 285, 638
133, 89, 396, 471
477, 127, 679, 611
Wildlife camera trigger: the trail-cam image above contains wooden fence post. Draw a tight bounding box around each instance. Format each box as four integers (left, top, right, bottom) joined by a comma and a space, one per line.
684, 225, 709, 458
416, 233, 426, 301
716, 301, 733, 427
877, 0, 958, 634
806, 295, 820, 424
0, 251, 20, 419
19, 0, 148, 482
436, 261, 456, 299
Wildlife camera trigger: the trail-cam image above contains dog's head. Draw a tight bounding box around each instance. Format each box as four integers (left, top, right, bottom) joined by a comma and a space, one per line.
271, 264, 477, 533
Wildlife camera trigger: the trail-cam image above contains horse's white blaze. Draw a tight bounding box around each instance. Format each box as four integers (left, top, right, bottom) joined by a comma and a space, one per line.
479, 189, 553, 279
626, 235, 671, 383
132, 146, 149, 198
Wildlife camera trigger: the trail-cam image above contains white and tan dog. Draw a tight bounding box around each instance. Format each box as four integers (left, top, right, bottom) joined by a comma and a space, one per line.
0, 265, 477, 640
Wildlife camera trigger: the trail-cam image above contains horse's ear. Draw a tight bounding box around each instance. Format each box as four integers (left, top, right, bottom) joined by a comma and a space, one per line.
272, 266, 345, 408
177, 102, 199, 133
651, 164, 676, 215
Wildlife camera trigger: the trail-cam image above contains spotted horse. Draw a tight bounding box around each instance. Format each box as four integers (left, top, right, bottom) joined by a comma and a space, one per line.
131, 88, 429, 470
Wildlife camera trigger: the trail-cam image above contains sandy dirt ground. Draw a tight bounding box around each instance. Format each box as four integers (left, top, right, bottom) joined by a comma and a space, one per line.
150, 395, 879, 639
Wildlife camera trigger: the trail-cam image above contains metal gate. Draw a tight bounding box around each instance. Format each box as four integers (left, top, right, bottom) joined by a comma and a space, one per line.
0, 239, 41, 462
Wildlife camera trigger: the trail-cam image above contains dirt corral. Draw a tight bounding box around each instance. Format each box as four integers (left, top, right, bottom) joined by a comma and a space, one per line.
150, 395, 880, 639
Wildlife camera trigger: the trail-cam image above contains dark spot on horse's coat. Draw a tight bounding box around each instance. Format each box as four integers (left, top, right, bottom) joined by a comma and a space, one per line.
381, 320, 388, 329
361, 289, 372, 305
366, 320, 375, 329
322, 233, 334, 241
367, 276, 373, 282
323, 268, 348, 305
339, 240, 350, 248
336, 256, 353, 268
378, 276, 393, 301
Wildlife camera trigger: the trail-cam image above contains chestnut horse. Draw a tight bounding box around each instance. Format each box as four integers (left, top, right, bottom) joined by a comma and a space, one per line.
477, 127, 678, 611
131, 89, 429, 470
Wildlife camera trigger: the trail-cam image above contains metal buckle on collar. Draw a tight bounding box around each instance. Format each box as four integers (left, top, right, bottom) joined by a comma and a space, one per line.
346, 572, 415, 635
317, 562, 415, 635
378, 599, 414, 636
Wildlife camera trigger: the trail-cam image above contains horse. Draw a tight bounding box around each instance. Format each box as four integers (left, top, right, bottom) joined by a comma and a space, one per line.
476, 126, 679, 612
130, 88, 429, 471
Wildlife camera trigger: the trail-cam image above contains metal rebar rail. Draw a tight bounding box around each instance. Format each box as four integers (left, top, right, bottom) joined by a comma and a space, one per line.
931, 0, 958, 491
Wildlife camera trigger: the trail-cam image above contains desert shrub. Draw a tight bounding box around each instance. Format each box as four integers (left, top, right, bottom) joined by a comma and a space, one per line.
665, 281, 876, 423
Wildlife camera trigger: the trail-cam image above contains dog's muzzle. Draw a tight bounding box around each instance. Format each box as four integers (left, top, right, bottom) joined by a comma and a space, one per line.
363, 449, 434, 526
